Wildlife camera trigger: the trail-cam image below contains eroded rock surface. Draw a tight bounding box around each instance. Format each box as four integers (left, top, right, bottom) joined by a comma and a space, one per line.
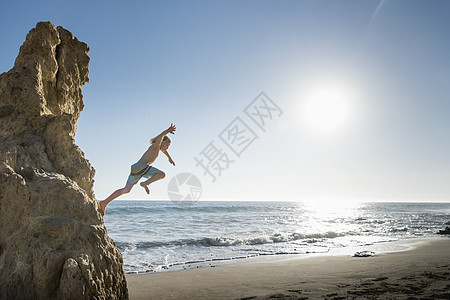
0, 21, 128, 299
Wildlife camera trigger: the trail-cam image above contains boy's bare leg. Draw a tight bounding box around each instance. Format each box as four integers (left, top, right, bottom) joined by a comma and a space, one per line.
99, 184, 133, 215
140, 171, 165, 194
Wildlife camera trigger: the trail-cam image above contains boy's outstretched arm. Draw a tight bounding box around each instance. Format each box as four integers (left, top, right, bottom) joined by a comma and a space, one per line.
153, 123, 176, 147
162, 150, 175, 166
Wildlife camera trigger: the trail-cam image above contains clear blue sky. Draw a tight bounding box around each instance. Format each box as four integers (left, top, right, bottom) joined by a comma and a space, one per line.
2, 0, 449, 203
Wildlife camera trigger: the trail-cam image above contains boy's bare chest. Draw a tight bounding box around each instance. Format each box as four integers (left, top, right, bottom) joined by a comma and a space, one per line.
140, 146, 159, 164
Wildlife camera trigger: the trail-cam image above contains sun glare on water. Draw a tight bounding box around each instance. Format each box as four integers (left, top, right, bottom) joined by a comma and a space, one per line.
303, 199, 362, 215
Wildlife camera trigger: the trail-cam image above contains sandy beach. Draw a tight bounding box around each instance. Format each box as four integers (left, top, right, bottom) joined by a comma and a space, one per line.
126, 239, 450, 299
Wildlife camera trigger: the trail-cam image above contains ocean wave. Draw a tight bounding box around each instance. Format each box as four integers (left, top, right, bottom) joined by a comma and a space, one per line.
390, 227, 408, 233
107, 202, 306, 216
116, 231, 343, 251
122, 251, 294, 274
434, 214, 450, 218
106, 206, 171, 215
105, 204, 250, 215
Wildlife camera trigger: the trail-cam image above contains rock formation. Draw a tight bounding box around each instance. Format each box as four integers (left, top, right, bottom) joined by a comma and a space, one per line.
437, 226, 450, 235
0, 22, 128, 299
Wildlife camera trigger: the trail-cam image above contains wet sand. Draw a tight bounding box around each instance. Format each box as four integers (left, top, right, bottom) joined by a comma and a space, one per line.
126, 239, 450, 299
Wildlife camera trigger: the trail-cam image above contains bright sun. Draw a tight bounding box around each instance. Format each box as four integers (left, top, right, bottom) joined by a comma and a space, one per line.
302, 86, 354, 134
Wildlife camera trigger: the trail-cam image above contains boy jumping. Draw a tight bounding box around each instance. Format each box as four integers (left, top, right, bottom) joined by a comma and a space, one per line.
99, 123, 176, 215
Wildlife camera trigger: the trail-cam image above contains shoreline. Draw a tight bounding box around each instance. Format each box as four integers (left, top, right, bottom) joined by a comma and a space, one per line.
126, 238, 450, 299
123, 237, 442, 274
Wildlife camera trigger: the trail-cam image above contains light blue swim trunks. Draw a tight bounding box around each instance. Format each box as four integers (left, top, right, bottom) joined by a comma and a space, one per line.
126, 162, 159, 185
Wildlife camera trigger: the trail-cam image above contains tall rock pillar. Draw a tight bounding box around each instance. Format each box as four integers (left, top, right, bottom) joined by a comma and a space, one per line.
0, 22, 128, 299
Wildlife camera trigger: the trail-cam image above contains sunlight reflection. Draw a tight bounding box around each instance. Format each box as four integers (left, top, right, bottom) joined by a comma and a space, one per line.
302, 199, 363, 216
299, 200, 364, 236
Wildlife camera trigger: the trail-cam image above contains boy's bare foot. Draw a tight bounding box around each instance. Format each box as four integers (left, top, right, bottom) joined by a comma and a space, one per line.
99, 200, 107, 216
140, 182, 150, 194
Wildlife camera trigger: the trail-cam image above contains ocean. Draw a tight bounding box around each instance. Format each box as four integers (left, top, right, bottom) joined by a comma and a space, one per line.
102, 201, 450, 274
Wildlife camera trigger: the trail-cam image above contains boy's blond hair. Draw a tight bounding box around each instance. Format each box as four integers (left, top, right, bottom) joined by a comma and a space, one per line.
150, 135, 171, 145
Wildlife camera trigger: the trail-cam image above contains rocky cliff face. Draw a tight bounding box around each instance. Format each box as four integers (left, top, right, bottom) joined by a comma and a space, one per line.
0, 22, 128, 299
